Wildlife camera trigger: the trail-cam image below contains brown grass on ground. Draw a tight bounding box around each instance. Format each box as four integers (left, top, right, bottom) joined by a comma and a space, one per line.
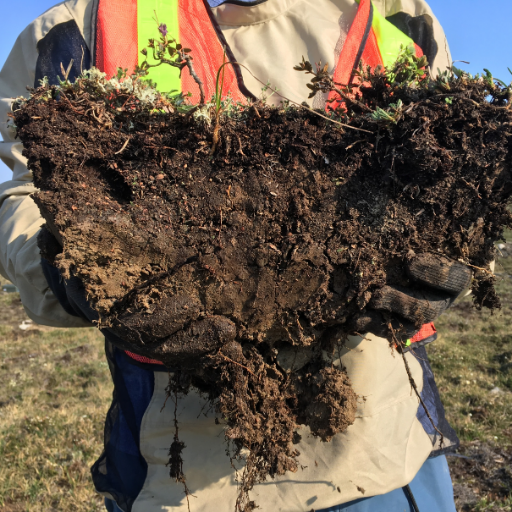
0, 283, 109, 512
431, 242, 512, 512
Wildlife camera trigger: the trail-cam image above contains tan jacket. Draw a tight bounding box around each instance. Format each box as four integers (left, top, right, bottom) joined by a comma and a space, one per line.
0, 0, 452, 509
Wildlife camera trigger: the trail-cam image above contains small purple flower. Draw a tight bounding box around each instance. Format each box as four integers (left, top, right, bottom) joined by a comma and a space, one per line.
158, 23, 168, 37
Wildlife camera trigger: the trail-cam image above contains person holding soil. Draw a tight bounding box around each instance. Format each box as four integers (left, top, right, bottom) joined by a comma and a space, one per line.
0, 0, 473, 511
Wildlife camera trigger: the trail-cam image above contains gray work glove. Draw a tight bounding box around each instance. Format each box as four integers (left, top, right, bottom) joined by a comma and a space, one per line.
350, 253, 473, 340
40, 226, 236, 368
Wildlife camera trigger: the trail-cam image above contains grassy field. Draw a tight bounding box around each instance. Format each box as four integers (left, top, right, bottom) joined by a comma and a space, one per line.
0, 290, 110, 511
0, 254, 511, 511
432, 249, 512, 511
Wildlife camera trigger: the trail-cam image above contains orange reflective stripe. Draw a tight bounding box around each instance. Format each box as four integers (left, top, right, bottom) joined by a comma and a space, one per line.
95, 0, 139, 78
410, 322, 437, 343
414, 43, 424, 58
179, 0, 246, 104
330, 0, 426, 109
95, 0, 247, 102
328, 0, 384, 109
125, 350, 165, 365
360, 23, 383, 70
330, 0, 374, 98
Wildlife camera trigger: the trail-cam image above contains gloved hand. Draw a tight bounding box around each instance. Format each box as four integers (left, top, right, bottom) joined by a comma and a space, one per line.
40, 249, 235, 369
349, 253, 473, 340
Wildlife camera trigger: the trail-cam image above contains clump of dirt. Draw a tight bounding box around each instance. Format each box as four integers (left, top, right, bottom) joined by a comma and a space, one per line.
12, 66, 512, 508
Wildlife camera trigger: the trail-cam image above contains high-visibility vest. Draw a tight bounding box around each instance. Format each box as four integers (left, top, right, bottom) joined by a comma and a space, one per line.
328, 0, 425, 103
94, 0, 251, 104
94, 0, 436, 365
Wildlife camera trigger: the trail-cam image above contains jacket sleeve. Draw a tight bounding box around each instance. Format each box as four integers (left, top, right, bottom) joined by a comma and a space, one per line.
378, 0, 452, 74
0, 19, 91, 328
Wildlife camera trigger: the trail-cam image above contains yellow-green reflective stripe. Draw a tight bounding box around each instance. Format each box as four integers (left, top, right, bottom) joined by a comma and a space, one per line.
137, 0, 181, 93
371, 4, 415, 68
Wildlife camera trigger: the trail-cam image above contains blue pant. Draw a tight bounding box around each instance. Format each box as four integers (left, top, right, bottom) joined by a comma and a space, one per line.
319, 454, 456, 511
105, 454, 456, 512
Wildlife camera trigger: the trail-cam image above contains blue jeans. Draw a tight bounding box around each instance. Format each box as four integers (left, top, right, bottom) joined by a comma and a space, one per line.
105, 455, 456, 512
104, 498, 122, 512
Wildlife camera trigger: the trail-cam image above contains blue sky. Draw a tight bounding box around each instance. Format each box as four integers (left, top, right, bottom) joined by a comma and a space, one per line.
1, 0, 511, 182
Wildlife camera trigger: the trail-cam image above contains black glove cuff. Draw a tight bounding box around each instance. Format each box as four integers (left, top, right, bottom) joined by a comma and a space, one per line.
41, 258, 87, 319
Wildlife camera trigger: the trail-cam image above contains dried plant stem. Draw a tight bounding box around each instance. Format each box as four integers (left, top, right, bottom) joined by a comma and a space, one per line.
387, 321, 444, 445
400, 347, 445, 446
211, 115, 221, 155
332, 87, 373, 113
216, 61, 374, 134
166, 374, 193, 512
142, 51, 206, 105
180, 51, 206, 105
58, 91, 86, 117
464, 262, 493, 274
217, 350, 258, 378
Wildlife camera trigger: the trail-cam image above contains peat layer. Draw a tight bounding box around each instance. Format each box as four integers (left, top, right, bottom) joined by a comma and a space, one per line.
13, 74, 512, 509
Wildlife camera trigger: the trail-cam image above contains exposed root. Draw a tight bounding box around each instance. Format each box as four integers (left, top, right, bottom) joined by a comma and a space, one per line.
388, 322, 445, 447
167, 343, 359, 509
166, 373, 194, 511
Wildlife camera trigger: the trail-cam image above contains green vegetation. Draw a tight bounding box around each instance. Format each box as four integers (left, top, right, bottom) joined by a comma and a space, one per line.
430, 242, 512, 511
430, 280, 512, 445
0, 289, 109, 511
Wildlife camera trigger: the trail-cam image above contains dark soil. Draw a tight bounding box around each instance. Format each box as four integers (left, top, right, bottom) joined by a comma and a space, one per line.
19, 88, 512, 339
13, 75, 512, 509
449, 441, 512, 511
